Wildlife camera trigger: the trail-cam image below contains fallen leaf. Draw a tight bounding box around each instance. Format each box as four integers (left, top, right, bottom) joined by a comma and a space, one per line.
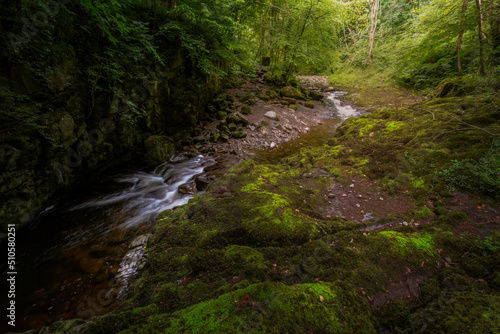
319, 295, 324, 302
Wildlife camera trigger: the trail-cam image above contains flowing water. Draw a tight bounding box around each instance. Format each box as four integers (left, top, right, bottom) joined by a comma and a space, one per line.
0, 91, 358, 332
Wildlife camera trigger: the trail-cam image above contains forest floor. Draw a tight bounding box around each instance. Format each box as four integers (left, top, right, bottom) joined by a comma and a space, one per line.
48, 76, 500, 333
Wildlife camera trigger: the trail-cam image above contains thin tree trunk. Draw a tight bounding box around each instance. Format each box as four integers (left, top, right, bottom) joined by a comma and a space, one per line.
476, 0, 486, 74
368, 0, 380, 61
489, 0, 500, 65
457, 0, 468, 74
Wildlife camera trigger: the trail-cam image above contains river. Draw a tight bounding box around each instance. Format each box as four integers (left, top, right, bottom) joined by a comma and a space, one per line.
0, 91, 359, 332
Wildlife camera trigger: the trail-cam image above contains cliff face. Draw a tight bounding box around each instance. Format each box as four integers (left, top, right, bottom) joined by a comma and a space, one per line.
0, 17, 223, 232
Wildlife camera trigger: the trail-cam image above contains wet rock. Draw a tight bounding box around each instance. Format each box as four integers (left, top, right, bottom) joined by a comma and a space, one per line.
195, 176, 211, 191
129, 234, 151, 249
264, 111, 279, 121
178, 182, 197, 195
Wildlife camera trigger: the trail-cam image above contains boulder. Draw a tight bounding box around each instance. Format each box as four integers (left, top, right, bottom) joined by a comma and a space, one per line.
309, 90, 324, 101
144, 135, 175, 167
280, 86, 303, 99
232, 131, 247, 139
266, 90, 278, 99
281, 97, 297, 105
226, 112, 249, 126
305, 101, 315, 109
240, 105, 253, 115
264, 111, 279, 121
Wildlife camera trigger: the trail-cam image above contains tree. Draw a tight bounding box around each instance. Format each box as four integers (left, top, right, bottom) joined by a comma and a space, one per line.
368, 0, 380, 61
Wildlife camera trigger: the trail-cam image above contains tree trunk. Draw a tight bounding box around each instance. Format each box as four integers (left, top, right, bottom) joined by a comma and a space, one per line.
476, 0, 485, 74
489, 0, 500, 65
457, 0, 468, 74
368, 0, 380, 61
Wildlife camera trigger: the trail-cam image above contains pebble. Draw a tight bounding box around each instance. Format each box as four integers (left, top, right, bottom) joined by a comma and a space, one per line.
355, 204, 361, 208
357, 195, 363, 198
342, 194, 347, 197
350, 184, 355, 188
403, 221, 408, 226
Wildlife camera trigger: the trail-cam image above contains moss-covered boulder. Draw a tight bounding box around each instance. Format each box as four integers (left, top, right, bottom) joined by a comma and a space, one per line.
240, 105, 253, 115
226, 112, 249, 126
309, 90, 324, 101
144, 135, 175, 167
305, 101, 315, 109
280, 86, 303, 99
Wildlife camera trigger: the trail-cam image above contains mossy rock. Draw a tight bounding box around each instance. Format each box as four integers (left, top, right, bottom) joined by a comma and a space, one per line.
231, 131, 247, 139
131, 282, 376, 333
144, 135, 175, 167
240, 105, 253, 115
309, 90, 324, 101
217, 111, 228, 120
240, 93, 255, 104
305, 101, 315, 109
280, 86, 303, 99
257, 93, 270, 101
266, 90, 278, 99
226, 112, 249, 126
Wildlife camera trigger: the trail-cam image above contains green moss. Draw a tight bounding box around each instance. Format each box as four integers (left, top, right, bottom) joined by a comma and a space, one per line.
379, 231, 437, 256
413, 206, 433, 220
143, 282, 376, 333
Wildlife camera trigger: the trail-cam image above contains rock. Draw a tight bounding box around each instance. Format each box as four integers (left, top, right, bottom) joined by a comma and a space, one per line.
240, 105, 253, 115
264, 111, 279, 121
220, 125, 230, 135
257, 93, 270, 101
232, 131, 247, 139
220, 133, 229, 142
305, 101, 315, 109
226, 112, 249, 126
228, 123, 237, 132
350, 184, 355, 188
217, 111, 227, 120
276, 124, 286, 131
144, 135, 176, 167
129, 234, 151, 249
240, 93, 255, 104
281, 97, 297, 105
266, 90, 278, 99
280, 86, 303, 99
309, 90, 324, 101
270, 142, 276, 149
178, 182, 197, 195
195, 176, 211, 191
369, 132, 375, 138
434, 78, 457, 98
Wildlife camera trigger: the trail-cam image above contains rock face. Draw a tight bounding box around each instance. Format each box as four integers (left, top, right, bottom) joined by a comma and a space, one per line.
0, 43, 223, 231
144, 136, 176, 167
280, 86, 303, 99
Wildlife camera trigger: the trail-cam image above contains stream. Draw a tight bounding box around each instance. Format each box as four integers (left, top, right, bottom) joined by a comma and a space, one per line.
0, 91, 360, 332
